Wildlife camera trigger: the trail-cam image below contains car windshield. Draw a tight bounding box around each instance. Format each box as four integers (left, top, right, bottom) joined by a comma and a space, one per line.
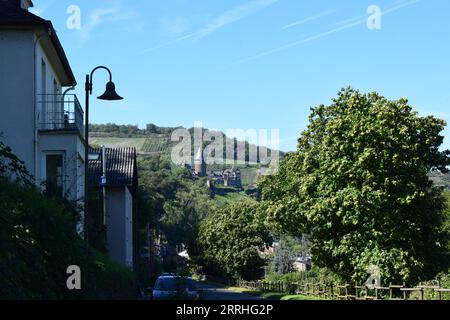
155, 277, 196, 291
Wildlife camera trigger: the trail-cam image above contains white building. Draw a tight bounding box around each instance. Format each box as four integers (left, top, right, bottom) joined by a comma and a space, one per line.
0, 1, 85, 232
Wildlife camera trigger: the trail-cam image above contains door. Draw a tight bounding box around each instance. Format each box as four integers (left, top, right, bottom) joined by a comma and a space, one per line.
45, 154, 63, 197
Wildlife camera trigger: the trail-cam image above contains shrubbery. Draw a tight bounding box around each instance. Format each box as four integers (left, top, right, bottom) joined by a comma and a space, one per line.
0, 141, 135, 299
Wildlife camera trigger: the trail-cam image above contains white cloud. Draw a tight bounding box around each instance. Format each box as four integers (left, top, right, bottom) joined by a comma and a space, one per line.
78, 1, 136, 43
162, 17, 191, 35
229, 0, 421, 66
193, 0, 278, 40
281, 9, 335, 31
141, 0, 278, 54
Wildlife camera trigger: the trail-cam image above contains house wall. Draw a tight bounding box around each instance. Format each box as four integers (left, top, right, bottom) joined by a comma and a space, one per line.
35, 41, 63, 126
106, 187, 134, 269
0, 30, 35, 172
124, 186, 133, 268
0, 29, 85, 234
0, 30, 70, 179
38, 133, 85, 201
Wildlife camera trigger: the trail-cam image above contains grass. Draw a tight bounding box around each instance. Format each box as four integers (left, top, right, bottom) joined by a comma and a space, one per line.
281, 295, 323, 300
90, 137, 147, 150
226, 286, 322, 301
214, 192, 248, 205
240, 167, 259, 186
141, 137, 170, 153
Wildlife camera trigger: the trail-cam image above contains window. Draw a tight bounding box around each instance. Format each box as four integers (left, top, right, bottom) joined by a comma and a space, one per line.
45, 154, 63, 197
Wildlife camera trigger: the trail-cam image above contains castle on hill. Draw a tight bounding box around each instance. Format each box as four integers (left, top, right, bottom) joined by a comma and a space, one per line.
186, 148, 242, 189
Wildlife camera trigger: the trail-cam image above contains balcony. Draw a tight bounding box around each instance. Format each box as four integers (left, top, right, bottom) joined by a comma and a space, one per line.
38, 94, 84, 137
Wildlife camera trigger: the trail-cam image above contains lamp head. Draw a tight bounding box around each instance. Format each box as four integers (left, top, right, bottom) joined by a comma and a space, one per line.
97, 81, 123, 101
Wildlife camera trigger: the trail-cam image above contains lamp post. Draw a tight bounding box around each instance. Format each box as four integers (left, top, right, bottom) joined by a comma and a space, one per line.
84, 66, 123, 242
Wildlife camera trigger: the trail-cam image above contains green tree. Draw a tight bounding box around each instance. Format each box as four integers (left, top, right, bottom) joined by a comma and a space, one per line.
198, 199, 269, 280
259, 88, 450, 284
161, 180, 211, 248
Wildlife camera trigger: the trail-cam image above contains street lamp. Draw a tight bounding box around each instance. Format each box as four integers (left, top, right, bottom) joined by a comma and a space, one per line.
84, 66, 123, 242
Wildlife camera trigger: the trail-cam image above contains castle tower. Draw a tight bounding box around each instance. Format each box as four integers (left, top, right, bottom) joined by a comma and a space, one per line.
194, 147, 206, 177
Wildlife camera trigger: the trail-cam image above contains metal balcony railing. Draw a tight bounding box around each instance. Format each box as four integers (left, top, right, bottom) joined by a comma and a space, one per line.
38, 94, 84, 136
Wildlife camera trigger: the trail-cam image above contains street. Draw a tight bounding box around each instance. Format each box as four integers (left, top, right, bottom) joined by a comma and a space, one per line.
198, 282, 264, 300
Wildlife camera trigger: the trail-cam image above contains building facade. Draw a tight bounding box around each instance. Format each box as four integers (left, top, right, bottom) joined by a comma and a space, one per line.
88, 147, 137, 269
207, 168, 242, 188
0, 0, 85, 232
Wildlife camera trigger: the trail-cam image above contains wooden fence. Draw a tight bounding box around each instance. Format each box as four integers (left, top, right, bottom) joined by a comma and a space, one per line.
236, 280, 450, 300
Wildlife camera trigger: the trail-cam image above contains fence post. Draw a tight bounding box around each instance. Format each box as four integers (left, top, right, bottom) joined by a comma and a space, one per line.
389, 283, 393, 299
402, 283, 407, 300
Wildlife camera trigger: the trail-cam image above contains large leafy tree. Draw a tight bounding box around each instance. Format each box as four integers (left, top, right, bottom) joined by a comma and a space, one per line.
161, 178, 211, 248
259, 88, 450, 284
198, 199, 269, 280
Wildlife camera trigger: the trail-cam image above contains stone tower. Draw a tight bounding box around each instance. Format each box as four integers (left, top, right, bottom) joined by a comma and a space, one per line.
194, 147, 206, 177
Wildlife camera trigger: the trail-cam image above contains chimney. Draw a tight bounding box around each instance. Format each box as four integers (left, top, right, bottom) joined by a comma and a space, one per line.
1, 0, 33, 10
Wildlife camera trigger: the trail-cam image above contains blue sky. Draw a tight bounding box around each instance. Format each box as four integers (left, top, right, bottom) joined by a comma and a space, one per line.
31, 0, 450, 151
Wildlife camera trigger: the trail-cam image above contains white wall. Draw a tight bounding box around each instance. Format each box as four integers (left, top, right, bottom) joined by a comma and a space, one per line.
0, 29, 85, 234
38, 133, 85, 201
106, 187, 134, 269
125, 187, 133, 268
0, 30, 35, 172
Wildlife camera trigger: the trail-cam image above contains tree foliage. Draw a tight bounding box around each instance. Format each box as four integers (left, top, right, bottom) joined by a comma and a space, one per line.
259, 88, 450, 284
0, 141, 135, 299
198, 199, 269, 280
137, 155, 212, 248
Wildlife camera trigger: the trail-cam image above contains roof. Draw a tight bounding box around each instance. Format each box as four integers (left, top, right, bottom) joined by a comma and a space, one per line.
0, 0, 76, 86
0, 1, 43, 24
88, 147, 137, 190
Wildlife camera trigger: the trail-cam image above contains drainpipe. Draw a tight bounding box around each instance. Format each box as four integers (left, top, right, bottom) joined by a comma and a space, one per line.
63, 86, 75, 99
101, 145, 107, 226
33, 29, 51, 183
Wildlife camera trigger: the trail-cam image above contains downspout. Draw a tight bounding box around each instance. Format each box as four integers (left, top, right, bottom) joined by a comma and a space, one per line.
33, 29, 51, 183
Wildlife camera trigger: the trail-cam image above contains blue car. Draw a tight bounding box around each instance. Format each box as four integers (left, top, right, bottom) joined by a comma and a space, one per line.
152, 275, 199, 300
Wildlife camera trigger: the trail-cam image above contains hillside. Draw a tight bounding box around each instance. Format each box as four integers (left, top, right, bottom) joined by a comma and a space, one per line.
429, 170, 450, 190
89, 123, 282, 188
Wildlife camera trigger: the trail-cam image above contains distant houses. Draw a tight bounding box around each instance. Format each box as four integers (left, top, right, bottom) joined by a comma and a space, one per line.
207, 168, 242, 188
186, 148, 242, 189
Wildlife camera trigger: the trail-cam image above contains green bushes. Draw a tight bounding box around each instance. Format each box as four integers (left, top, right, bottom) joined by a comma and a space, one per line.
0, 141, 135, 299
265, 272, 305, 283
410, 270, 450, 300
0, 175, 136, 300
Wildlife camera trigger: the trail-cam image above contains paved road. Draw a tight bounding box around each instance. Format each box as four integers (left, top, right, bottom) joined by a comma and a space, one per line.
198, 282, 264, 300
